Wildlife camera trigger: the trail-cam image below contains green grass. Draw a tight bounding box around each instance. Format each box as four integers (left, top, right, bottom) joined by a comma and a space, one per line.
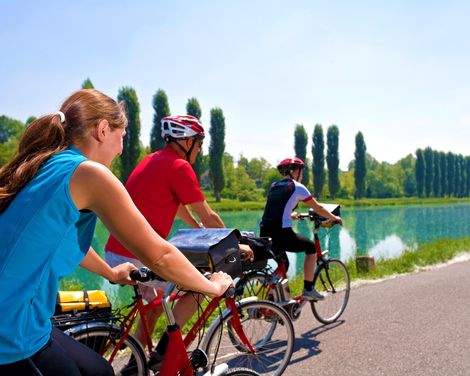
288, 237, 470, 295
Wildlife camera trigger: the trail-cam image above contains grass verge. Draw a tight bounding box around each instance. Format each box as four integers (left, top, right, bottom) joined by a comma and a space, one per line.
288, 237, 470, 295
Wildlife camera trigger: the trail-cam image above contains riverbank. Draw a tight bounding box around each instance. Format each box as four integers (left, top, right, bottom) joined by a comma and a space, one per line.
204, 191, 470, 211
288, 237, 470, 295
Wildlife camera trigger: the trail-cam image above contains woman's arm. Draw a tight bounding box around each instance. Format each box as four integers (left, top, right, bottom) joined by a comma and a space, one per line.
70, 162, 232, 298
79, 247, 137, 285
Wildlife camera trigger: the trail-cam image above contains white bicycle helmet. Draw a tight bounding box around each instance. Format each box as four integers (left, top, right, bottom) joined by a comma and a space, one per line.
161, 115, 205, 142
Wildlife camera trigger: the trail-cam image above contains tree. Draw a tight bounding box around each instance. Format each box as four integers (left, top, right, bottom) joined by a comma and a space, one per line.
294, 124, 309, 186
398, 154, 416, 197
432, 150, 440, 197
117, 87, 141, 183
25, 116, 37, 126
415, 149, 425, 198
312, 124, 325, 198
423, 147, 433, 197
186, 97, 204, 180
447, 152, 455, 196
466, 157, 470, 197
0, 116, 24, 166
326, 125, 340, 199
354, 132, 367, 199
81, 78, 94, 89
209, 108, 225, 202
439, 151, 447, 196
150, 89, 170, 152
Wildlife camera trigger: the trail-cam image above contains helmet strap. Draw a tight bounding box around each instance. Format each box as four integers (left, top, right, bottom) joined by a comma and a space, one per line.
173, 138, 196, 163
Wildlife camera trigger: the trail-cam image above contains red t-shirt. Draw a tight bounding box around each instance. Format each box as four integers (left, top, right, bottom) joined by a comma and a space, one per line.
105, 146, 205, 258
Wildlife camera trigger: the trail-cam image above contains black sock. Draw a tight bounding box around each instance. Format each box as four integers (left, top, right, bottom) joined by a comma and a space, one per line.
304, 280, 314, 291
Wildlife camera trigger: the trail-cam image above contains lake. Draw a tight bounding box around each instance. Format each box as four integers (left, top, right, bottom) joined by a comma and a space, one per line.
63, 202, 470, 302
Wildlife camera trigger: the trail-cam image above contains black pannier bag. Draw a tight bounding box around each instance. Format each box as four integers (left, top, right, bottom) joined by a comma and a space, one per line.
168, 228, 242, 278
240, 231, 291, 271
239, 231, 273, 271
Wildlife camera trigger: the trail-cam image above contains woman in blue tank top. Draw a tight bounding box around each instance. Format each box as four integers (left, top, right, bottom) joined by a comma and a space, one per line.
0, 89, 233, 375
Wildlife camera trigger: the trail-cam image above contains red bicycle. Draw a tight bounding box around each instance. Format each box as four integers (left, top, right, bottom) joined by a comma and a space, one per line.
53, 268, 294, 376
238, 206, 350, 325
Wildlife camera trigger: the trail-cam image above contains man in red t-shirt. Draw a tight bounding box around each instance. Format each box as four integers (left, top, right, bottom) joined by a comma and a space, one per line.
105, 115, 252, 373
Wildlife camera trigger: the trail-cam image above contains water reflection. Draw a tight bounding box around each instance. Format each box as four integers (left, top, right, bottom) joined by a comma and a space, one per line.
64, 203, 470, 289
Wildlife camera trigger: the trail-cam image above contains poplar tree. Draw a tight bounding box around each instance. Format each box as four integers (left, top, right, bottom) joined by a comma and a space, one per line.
423, 147, 433, 197
312, 124, 325, 198
117, 87, 141, 183
326, 125, 340, 199
354, 132, 366, 199
439, 151, 447, 196
81, 78, 94, 89
294, 124, 309, 186
150, 89, 170, 152
432, 150, 440, 197
415, 149, 425, 198
466, 157, 470, 197
186, 97, 204, 179
447, 152, 455, 196
209, 108, 225, 202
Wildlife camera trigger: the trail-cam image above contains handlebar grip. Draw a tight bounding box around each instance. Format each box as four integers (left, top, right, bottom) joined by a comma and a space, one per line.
130, 267, 163, 282
224, 286, 236, 299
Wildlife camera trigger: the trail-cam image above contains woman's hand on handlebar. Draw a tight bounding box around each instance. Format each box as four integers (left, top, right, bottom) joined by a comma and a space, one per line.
110, 262, 138, 285
290, 211, 300, 220
207, 271, 234, 299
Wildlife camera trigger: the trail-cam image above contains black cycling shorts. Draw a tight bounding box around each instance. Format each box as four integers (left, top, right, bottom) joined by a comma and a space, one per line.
0, 327, 113, 376
260, 227, 315, 255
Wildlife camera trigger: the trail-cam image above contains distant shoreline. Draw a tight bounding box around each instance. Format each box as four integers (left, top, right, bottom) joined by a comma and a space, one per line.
208, 195, 470, 211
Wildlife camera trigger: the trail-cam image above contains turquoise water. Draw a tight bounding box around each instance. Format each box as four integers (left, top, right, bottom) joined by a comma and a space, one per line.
63, 202, 470, 299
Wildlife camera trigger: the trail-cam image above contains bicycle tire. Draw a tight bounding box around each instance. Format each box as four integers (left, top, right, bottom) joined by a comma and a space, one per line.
311, 258, 350, 324
239, 271, 280, 302
225, 367, 262, 375
202, 299, 294, 376
66, 323, 148, 376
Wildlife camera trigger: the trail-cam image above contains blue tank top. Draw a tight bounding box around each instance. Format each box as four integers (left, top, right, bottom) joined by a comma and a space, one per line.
0, 146, 97, 364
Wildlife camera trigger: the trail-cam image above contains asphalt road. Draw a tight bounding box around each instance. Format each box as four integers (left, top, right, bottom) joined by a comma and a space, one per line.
284, 258, 470, 376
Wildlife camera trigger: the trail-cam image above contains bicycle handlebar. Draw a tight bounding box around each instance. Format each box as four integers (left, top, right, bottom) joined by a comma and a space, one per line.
131, 268, 236, 299
298, 213, 339, 224
129, 267, 165, 282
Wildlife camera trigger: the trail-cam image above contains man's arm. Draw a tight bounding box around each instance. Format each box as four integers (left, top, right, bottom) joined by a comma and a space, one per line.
176, 204, 202, 228
189, 200, 225, 228
305, 198, 343, 225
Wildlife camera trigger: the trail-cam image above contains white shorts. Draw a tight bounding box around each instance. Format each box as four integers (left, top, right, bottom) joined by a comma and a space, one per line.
105, 250, 170, 303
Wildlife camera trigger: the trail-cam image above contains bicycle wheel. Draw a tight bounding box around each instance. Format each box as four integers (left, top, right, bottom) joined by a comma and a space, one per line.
239, 271, 279, 302
67, 323, 148, 376
203, 300, 294, 376
225, 367, 262, 375
311, 258, 350, 324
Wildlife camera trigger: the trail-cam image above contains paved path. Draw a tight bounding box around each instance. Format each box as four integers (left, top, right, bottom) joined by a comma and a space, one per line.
284, 259, 470, 376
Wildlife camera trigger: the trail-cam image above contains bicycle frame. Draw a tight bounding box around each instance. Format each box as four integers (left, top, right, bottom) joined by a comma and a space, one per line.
106, 281, 257, 375
247, 219, 331, 312
158, 282, 252, 376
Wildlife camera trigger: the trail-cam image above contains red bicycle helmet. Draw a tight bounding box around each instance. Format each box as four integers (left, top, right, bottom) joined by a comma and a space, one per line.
277, 157, 305, 175
161, 115, 205, 141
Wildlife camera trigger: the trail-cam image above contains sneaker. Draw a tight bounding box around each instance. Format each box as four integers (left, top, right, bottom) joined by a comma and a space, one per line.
301, 288, 325, 301
120, 355, 138, 376
148, 351, 165, 373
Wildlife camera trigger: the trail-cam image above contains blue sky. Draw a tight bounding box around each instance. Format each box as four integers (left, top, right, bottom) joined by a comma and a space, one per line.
1, 1, 469, 170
